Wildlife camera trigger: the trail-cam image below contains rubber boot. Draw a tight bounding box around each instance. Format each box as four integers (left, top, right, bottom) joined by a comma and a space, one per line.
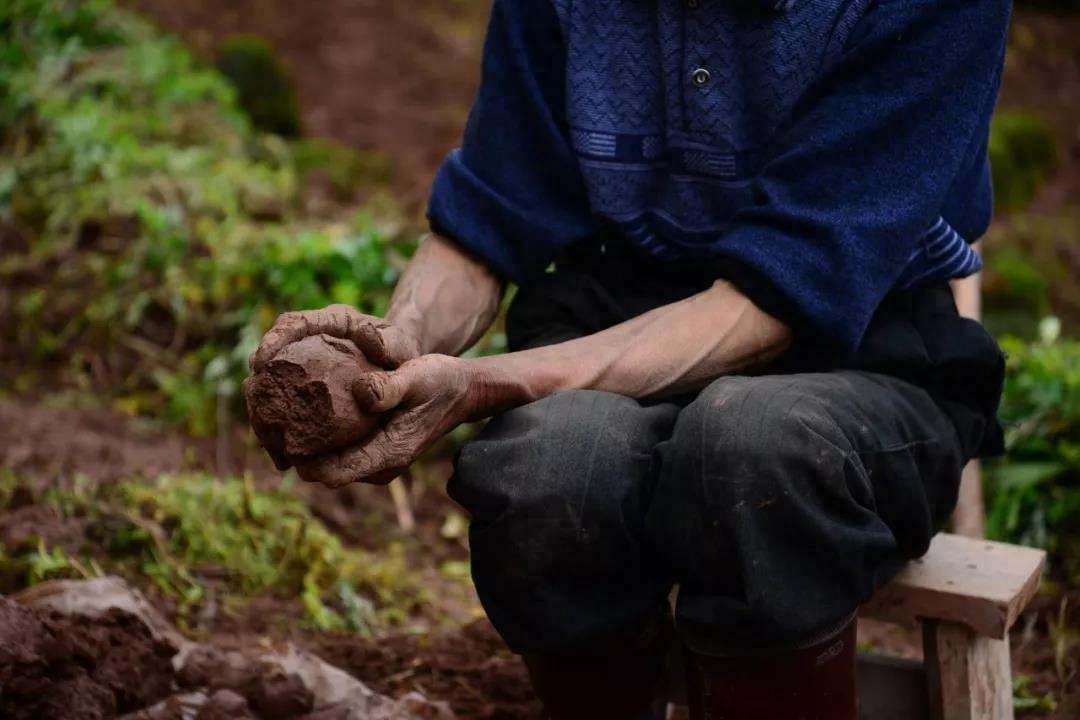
682, 616, 857, 720
524, 610, 673, 720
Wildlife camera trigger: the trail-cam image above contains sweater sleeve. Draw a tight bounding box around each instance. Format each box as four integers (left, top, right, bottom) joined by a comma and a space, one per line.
426, 0, 595, 284
712, 0, 1010, 359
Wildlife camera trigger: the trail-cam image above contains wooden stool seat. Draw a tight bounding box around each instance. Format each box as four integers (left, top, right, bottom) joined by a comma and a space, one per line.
857, 533, 1046, 720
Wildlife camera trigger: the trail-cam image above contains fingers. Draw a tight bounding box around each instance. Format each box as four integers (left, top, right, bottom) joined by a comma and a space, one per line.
373, 324, 421, 369
250, 306, 349, 372
351, 367, 414, 415
294, 421, 414, 488
251, 305, 415, 373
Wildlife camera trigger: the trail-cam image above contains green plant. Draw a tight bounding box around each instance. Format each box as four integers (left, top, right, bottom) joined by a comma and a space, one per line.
984, 215, 1080, 338
115, 474, 422, 629
989, 111, 1060, 211
986, 327, 1080, 581
215, 34, 301, 138
1, 0, 411, 433
998, 326, 1080, 461
291, 138, 393, 197
983, 246, 1053, 340
0, 472, 425, 631
1012, 675, 1057, 715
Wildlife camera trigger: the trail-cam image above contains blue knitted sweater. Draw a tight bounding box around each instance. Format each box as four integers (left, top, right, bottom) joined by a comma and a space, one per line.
428, 0, 1011, 357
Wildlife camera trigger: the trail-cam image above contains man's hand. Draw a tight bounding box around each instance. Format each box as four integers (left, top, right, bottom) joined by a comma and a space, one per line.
250, 304, 421, 373
294, 354, 481, 488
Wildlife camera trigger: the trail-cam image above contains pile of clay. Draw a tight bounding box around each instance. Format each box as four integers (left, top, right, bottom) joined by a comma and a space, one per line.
0, 578, 451, 720
244, 335, 380, 466
0, 598, 175, 720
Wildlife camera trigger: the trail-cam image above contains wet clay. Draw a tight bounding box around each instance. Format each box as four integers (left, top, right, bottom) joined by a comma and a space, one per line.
244, 335, 380, 463
0, 598, 176, 720
247, 667, 316, 720
308, 619, 540, 720
195, 689, 256, 720
177, 644, 261, 693
177, 643, 314, 719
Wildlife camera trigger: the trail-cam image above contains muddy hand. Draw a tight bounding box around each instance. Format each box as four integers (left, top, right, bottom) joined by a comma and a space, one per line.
250, 304, 421, 373
294, 354, 479, 488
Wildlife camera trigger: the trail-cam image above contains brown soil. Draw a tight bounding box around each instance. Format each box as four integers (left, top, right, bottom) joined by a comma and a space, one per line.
2, 394, 1076, 718
177, 645, 316, 720
0, 597, 177, 720
123, 0, 489, 211
245, 335, 379, 464
0, 393, 478, 621
999, 11, 1080, 222
0, 591, 525, 720
307, 619, 540, 720
196, 690, 256, 720
0, 396, 278, 486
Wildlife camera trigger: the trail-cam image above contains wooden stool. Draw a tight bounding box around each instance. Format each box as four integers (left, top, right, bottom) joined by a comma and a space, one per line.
858, 533, 1046, 720
667, 533, 1046, 720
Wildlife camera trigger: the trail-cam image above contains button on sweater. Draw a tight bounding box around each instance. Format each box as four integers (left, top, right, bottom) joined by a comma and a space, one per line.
428, 0, 1011, 359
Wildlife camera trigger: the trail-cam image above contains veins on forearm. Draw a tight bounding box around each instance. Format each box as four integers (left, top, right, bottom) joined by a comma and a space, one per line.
385, 234, 504, 357
464, 280, 793, 413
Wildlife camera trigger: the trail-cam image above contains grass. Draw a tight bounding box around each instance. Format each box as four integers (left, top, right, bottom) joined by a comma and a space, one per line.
0, 470, 427, 633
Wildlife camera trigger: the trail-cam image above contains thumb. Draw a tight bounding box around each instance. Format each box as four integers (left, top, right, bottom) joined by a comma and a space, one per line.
352, 368, 412, 414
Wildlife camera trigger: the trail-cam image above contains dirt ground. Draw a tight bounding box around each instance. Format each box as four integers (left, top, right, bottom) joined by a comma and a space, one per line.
3, 1, 1080, 718
123, 0, 490, 211
0, 597, 177, 720
2, 397, 1077, 719
309, 620, 539, 720
0, 397, 537, 719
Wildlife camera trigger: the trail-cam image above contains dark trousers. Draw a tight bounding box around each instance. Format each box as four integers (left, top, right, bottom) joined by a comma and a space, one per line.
449, 245, 1005, 656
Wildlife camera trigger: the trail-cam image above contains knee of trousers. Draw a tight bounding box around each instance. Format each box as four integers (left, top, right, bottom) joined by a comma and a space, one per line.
646, 376, 899, 639
452, 389, 673, 521
450, 390, 678, 651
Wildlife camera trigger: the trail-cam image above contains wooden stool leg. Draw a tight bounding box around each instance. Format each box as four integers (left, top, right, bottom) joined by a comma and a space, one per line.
923, 620, 1013, 720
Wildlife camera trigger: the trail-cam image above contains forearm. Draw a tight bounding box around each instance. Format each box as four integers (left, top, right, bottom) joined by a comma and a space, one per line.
463, 280, 792, 417
386, 234, 505, 357
293, 279, 791, 487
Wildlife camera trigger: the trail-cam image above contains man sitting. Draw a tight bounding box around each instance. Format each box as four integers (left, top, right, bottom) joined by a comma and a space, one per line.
252, 1, 1011, 717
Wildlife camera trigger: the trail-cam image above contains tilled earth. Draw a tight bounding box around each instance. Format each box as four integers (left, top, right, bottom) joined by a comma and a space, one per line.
0, 592, 537, 720
2, 398, 1077, 718
0, 398, 538, 720
308, 621, 538, 720
0, 598, 176, 720
122, 0, 489, 211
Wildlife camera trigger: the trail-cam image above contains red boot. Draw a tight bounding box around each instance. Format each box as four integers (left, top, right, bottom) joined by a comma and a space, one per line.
525, 612, 673, 720
683, 617, 857, 720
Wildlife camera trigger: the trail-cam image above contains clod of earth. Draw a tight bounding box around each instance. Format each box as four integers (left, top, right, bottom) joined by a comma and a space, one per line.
249, 668, 316, 720
177, 645, 261, 695
244, 334, 380, 464
0, 597, 177, 720
195, 689, 256, 720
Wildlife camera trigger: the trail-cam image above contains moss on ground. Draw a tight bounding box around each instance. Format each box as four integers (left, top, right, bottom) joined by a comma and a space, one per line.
0, 471, 425, 633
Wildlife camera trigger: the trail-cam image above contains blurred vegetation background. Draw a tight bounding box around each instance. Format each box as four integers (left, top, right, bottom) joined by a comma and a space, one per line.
0, 0, 1079, 713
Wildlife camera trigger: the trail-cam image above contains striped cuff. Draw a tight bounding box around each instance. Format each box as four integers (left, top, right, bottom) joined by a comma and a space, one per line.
895, 217, 982, 290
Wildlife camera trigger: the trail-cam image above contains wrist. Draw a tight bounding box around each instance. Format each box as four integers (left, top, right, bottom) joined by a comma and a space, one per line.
461, 352, 574, 420
382, 307, 425, 352
459, 356, 515, 421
